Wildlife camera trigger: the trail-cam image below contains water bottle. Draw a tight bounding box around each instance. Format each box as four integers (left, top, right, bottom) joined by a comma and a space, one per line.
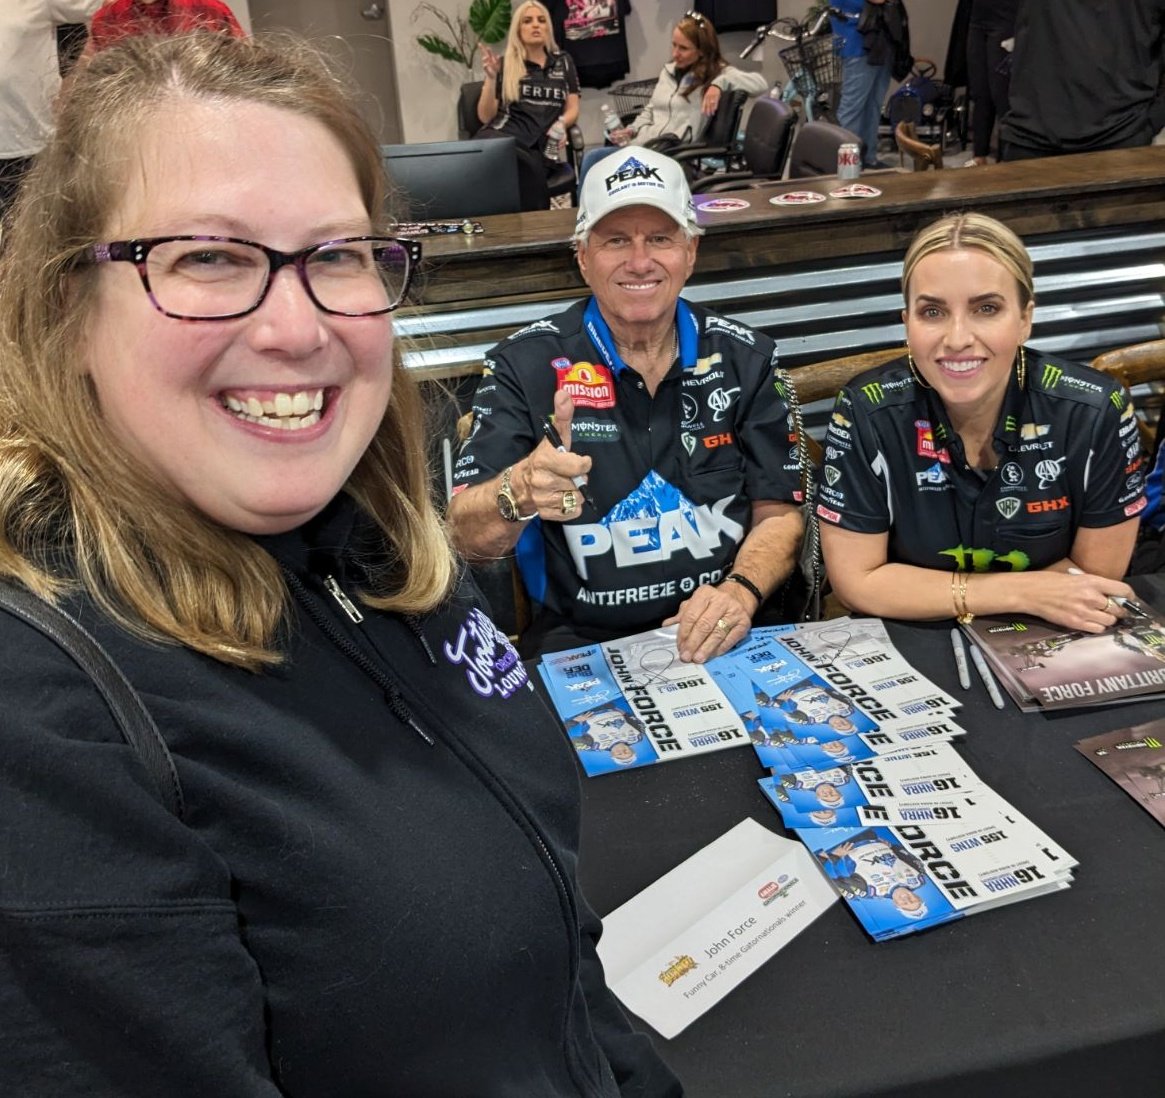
601, 103, 623, 145
544, 119, 565, 161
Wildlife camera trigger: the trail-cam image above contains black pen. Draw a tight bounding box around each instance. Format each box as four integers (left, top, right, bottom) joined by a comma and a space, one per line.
542, 417, 596, 512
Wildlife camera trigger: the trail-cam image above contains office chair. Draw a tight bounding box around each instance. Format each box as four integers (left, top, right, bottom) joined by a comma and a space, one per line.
660, 89, 750, 180
684, 97, 797, 193
787, 119, 863, 179
458, 81, 584, 205
895, 121, 944, 171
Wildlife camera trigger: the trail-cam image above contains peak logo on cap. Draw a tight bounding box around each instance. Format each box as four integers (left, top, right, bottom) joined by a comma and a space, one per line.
574, 144, 704, 241
603, 155, 664, 191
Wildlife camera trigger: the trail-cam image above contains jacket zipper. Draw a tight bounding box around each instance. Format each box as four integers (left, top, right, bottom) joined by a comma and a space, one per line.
281, 567, 434, 745
282, 564, 585, 1084
324, 575, 364, 622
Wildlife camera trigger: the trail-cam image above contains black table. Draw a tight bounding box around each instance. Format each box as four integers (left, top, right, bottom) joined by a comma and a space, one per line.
577, 575, 1165, 1098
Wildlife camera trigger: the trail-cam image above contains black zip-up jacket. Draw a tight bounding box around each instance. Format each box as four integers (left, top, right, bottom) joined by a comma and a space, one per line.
0, 497, 681, 1097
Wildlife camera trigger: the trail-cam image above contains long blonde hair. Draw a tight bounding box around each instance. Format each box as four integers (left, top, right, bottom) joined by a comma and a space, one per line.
501, 1, 559, 106
0, 32, 455, 669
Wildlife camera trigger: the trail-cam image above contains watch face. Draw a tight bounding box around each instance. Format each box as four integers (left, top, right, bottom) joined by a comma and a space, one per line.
497, 489, 519, 522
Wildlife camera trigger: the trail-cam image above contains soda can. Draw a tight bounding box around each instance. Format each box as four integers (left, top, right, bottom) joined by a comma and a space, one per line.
837, 143, 862, 180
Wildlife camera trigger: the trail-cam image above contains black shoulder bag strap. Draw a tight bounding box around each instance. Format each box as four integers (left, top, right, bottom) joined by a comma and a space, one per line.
0, 583, 185, 819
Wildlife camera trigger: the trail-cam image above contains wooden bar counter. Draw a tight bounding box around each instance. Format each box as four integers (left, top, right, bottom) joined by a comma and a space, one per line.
397, 146, 1165, 380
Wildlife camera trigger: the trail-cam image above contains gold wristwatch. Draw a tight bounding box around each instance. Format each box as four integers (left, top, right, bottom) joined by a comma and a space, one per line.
496, 465, 535, 523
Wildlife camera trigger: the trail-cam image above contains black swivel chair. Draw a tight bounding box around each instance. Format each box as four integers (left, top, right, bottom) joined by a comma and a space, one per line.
657, 89, 749, 181
684, 97, 797, 193
787, 119, 863, 178
458, 81, 584, 205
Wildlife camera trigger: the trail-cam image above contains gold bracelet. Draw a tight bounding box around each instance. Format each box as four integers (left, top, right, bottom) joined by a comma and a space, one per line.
956, 573, 974, 625
950, 570, 962, 619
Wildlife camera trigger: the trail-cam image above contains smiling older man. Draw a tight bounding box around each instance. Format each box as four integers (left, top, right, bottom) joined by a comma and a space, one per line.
447, 146, 804, 660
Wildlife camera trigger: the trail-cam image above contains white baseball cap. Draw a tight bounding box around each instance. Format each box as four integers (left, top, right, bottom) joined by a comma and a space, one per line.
574, 146, 703, 241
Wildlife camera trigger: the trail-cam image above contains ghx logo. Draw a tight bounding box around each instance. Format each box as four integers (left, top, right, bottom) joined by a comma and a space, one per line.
1026, 496, 1069, 513
702, 432, 734, 450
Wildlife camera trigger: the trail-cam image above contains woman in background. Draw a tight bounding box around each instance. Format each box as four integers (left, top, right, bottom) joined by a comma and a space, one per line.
477, 0, 580, 210
608, 11, 768, 147
817, 212, 1142, 631
0, 30, 678, 1097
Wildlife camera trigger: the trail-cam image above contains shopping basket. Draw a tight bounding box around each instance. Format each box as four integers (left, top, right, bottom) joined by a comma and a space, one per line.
610, 78, 657, 122
779, 34, 842, 118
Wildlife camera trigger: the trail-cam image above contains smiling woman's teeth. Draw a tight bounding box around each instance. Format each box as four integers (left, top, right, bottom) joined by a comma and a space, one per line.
223, 389, 324, 430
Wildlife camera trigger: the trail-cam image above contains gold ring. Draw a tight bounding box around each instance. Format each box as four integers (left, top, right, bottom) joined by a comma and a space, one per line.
1104, 596, 1117, 613
715, 617, 731, 636
561, 490, 577, 514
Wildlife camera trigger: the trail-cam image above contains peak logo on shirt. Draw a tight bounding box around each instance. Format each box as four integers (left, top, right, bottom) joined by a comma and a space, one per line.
555, 360, 615, 409
563, 470, 744, 579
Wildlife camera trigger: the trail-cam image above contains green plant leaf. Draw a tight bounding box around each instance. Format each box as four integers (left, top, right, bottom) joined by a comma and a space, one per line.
416, 33, 469, 65
470, 0, 512, 44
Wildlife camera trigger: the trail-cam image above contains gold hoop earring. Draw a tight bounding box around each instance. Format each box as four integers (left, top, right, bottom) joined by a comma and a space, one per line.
1015, 346, 1027, 389
907, 350, 932, 389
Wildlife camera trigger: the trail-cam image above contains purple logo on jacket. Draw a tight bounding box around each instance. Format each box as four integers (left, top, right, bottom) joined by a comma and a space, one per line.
444, 608, 529, 699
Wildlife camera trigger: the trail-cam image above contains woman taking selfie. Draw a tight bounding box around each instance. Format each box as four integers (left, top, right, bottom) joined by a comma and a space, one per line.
817, 212, 1144, 632
0, 32, 678, 1098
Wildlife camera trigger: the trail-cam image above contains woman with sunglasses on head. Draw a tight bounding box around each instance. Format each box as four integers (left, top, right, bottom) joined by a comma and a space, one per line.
608, 10, 768, 148
476, 0, 580, 210
817, 213, 1144, 633
0, 32, 680, 1098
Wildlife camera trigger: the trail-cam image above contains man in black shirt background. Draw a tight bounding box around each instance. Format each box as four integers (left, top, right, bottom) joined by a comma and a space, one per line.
1001, 0, 1165, 159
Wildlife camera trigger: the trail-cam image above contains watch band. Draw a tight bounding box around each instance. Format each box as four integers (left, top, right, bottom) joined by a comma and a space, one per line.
723, 571, 764, 605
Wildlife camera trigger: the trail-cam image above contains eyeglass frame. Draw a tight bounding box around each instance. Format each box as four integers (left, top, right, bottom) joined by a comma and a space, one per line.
87, 234, 422, 321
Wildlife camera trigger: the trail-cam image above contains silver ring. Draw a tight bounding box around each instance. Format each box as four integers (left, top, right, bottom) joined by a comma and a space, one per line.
561, 490, 577, 514
715, 617, 731, 636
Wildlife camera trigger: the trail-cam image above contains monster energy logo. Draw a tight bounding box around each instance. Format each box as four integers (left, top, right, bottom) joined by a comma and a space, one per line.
1110, 391, 1124, 409
939, 545, 1031, 572
1004, 415, 1018, 433
861, 382, 884, 404
1148, 737, 1163, 748
773, 379, 787, 399
1041, 364, 1063, 389
934, 422, 949, 440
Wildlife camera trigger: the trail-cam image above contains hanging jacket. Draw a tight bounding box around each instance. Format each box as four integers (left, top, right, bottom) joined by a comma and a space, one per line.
858, 0, 914, 81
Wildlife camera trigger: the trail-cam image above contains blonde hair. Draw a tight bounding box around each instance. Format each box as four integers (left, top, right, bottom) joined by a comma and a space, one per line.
902, 212, 1035, 308
0, 32, 455, 670
501, 1, 559, 106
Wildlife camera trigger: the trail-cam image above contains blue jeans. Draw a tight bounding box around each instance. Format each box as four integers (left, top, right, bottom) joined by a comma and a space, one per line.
836, 54, 892, 166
